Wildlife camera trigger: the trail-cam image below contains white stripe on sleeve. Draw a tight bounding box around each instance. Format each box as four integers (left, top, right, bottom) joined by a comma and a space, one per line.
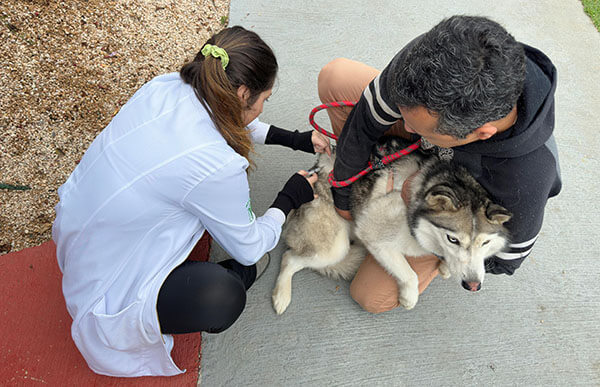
363, 86, 397, 126
496, 247, 534, 260
508, 234, 539, 249
373, 74, 402, 119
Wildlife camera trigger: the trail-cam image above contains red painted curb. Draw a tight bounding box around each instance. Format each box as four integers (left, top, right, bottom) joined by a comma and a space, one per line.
0, 234, 211, 386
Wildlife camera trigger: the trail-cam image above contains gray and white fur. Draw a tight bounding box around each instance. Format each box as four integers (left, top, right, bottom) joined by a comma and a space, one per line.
272, 137, 511, 314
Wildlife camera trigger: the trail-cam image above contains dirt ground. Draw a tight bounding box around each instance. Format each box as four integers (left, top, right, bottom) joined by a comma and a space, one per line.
0, 0, 229, 254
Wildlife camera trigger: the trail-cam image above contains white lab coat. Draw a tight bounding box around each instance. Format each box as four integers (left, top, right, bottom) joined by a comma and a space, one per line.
52, 73, 285, 376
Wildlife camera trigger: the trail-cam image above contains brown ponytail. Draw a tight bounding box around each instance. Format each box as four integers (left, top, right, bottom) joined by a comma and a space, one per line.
180, 26, 278, 166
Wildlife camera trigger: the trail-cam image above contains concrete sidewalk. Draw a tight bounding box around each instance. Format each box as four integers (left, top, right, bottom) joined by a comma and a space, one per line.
201, 1, 600, 385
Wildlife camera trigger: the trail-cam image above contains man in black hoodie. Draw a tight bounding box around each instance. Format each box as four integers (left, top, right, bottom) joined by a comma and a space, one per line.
318, 15, 561, 313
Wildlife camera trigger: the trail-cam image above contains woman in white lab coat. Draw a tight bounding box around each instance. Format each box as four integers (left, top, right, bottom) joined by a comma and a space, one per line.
53, 26, 329, 377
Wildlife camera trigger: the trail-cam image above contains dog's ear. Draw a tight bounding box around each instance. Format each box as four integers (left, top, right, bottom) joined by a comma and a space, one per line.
485, 202, 512, 225
425, 185, 458, 212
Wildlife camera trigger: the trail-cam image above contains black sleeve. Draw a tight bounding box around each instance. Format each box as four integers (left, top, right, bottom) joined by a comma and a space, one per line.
332, 69, 403, 210
479, 146, 561, 275
485, 257, 525, 275
265, 125, 315, 154
270, 173, 314, 216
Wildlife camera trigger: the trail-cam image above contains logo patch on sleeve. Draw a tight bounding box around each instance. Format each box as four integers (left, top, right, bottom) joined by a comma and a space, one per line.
245, 199, 255, 222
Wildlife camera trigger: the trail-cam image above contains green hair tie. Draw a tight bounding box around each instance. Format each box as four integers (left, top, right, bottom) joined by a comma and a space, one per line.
201, 44, 229, 70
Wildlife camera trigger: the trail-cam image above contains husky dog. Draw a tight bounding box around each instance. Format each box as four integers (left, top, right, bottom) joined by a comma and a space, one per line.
272, 137, 512, 314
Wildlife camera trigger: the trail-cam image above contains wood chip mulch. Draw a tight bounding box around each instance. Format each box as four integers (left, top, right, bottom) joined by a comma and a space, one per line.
0, 0, 229, 254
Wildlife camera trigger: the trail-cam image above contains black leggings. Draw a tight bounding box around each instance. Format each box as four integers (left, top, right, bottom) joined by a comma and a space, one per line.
157, 259, 257, 334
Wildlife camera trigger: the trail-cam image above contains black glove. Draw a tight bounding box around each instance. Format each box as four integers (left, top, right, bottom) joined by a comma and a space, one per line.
265, 125, 314, 154
270, 173, 314, 216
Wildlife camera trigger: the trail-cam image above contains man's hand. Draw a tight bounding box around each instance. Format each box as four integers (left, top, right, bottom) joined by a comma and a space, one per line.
335, 207, 353, 221
311, 131, 331, 156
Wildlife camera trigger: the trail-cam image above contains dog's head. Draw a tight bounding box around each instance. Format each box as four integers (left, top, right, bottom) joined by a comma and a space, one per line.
410, 171, 511, 291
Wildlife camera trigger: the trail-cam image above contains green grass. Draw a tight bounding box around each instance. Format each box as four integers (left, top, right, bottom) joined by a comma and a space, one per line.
583, 0, 600, 31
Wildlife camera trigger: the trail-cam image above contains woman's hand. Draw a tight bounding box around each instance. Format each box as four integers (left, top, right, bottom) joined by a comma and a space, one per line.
270, 170, 318, 216
297, 170, 319, 199
311, 131, 331, 156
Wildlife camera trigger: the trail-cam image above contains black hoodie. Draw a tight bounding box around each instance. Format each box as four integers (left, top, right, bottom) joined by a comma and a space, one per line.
332, 43, 562, 275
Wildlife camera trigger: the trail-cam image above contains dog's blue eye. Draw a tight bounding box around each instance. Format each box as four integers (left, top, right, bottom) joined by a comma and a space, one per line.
446, 235, 460, 245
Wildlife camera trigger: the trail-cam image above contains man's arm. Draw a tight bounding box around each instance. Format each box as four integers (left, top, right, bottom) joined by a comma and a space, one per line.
486, 236, 539, 275
332, 71, 404, 211
482, 147, 561, 275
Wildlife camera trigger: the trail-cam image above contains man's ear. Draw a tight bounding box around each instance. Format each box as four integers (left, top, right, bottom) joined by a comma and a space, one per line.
236, 85, 250, 105
473, 123, 498, 140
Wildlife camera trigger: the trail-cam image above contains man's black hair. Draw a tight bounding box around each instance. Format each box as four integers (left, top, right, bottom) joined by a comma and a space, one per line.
391, 15, 526, 138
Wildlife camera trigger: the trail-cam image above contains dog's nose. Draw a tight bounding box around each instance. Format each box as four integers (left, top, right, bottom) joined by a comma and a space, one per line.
461, 280, 481, 292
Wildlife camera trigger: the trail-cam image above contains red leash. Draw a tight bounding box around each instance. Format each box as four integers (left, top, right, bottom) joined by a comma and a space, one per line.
309, 101, 421, 187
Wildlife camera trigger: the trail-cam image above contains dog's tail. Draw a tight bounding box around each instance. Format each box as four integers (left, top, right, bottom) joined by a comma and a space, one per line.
316, 242, 367, 280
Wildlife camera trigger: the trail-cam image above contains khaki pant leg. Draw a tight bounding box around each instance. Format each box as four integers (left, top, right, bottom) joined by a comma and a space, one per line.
317, 57, 407, 138
318, 58, 378, 137
350, 254, 441, 314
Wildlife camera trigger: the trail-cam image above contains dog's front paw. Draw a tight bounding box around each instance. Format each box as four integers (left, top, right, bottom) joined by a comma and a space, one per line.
398, 284, 418, 310
272, 285, 292, 315
438, 261, 451, 279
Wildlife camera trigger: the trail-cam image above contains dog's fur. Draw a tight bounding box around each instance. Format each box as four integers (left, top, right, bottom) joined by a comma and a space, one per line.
272, 137, 512, 314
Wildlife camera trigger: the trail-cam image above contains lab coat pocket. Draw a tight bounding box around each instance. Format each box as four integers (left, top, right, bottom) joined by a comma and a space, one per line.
92, 297, 151, 351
